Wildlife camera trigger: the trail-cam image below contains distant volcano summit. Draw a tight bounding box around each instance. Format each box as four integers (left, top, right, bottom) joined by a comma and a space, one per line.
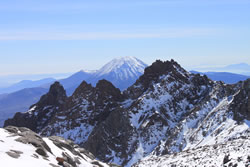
91, 56, 148, 90
60, 56, 148, 95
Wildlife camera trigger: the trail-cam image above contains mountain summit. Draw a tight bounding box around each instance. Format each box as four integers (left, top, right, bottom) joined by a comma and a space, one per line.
96, 57, 147, 78
91, 57, 148, 90
60, 57, 148, 95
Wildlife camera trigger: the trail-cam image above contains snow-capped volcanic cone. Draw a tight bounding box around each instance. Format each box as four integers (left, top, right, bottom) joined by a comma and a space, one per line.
91, 56, 148, 90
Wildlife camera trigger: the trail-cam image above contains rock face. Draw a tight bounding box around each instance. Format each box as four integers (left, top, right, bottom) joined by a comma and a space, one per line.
4, 59, 250, 166
0, 87, 48, 127
4, 82, 67, 132
41, 79, 124, 145
0, 126, 111, 167
230, 79, 250, 121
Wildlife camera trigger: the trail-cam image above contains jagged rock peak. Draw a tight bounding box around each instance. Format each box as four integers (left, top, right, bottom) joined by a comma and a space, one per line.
96, 79, 123, 99
96, 79, 117, 90
48, 81, 65, 95
36, 81, 67, 107
142, 59, 188, 80
72, 80, 93, 97
125, 59, 190, 99
3, 81, 67, 132
72, 79, 123, 100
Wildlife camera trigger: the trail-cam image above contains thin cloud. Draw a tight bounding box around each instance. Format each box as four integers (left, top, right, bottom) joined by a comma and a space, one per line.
0, 28, 219, 40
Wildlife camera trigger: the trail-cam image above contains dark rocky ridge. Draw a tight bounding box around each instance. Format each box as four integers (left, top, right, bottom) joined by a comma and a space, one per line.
36, 81, 67, 107
4, 59, 250, 166
4, 82, 67, 132
230, 78, 250, 121
125, 59, 196, 99
40, 79, 125, 143
84, 108, 133, 164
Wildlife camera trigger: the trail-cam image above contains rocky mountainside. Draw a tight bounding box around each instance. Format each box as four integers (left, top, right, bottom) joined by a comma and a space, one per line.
0, 57, 145, 127
133, 134, 250, 167
5, 59, 250, 166
0, 126, 113, 167
4, 82, 67, 132
0, 87, 48, 127
41, 79, 124, 144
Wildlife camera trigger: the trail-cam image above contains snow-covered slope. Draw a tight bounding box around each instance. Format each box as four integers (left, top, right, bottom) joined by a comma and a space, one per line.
0, 126, 111, 167
134, 134, 250, 167
41, 80, 123, 144
5, 59, 250, 166
89, 56, 147, 91
96, 57, 146, 79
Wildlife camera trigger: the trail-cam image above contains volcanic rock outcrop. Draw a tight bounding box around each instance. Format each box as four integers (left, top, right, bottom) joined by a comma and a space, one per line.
5, 60, 250, 166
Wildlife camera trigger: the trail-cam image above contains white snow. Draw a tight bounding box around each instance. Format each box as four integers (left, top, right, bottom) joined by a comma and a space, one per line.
135, 136, 250, 167
96, 56, 147, 79
26, 105, 37, 114
245, 119, 250, 127
126, 141, 144, 167
0, 128, 109, 167
124, 69, 250, 167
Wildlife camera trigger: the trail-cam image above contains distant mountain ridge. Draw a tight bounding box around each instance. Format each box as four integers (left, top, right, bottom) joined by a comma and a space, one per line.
0, 78, 55, 94
60, 56, 148, 95
59, 70, 94, 96
190, 71, 250, 84
0, 87, 48, 126
5, 59, 250, 166
193, 62, 250, 75
0, 73, 71, 90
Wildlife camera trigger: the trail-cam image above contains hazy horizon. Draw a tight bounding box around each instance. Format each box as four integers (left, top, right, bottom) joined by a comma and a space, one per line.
1, 56, 250, 88
0, 57, 250, 76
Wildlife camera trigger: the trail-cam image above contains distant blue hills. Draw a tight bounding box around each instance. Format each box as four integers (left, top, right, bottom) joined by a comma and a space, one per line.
0, 87, 48, 127
190, 71, 250, 84
192, 63, 250, 76
0, 78, 55, 94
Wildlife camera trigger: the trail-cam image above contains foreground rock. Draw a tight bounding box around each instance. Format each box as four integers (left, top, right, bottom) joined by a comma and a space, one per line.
0, 126, 114, 167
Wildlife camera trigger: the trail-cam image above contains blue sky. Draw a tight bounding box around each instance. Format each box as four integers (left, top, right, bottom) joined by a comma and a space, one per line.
0, 0, 250, 75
